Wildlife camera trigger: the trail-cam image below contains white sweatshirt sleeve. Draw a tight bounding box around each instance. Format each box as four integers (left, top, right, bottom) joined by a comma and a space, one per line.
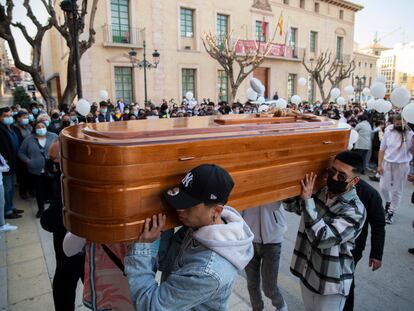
63, 232, 86, 257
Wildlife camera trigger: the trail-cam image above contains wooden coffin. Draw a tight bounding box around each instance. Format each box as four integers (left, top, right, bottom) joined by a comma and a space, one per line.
60, 114, 350, 243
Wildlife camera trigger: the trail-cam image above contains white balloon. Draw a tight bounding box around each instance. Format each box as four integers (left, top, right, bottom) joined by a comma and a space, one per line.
370, 82, 386, 99
291, 95, 301, 105
383, 100, 393, 113
362, 87, 371, 96
390, 87, 410, 108
246, 88, 258, 101
349, 129, 359, 145
76, 98, 90, 116
258, 104, 269, 113
336, 96, 346, 106
330, 88, 341, 100
298, 77, 307, 86
99, 90, 109, 101
257, 96, 265, 105
337, 122, 351, 129
376, 75, 387, 84
402, 103, 414, 123
250, 78, 264, 94
275, 98, 287, 109
373, 99, 385, 113
344, 85, 354, 95
367, 98, 375, 110
393, 83, 399, 90
185, 91, 194, 100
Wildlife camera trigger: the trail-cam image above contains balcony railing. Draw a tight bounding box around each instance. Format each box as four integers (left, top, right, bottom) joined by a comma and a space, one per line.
234, 40, 303, 60
102, 25, 144, 47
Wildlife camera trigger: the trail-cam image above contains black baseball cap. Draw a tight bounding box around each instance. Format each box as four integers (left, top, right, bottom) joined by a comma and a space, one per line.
163, 164, 234, 210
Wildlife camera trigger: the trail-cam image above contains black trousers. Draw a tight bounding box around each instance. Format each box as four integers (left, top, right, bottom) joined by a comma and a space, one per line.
343, 254, 362, 311
52, 231, 85, 311
17, 160, 33, 197
32, 173, 49, 212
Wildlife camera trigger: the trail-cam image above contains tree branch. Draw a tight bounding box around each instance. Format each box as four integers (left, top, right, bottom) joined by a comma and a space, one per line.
11, 22, 34, 45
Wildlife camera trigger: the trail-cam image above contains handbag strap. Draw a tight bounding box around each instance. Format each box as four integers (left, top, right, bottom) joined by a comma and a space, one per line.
101, 244, 126, 276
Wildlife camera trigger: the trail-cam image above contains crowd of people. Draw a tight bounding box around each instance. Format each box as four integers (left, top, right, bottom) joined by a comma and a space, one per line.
0, 93, 413, 311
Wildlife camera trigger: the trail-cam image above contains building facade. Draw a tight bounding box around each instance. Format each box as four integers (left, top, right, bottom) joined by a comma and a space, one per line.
378, 42, 414, 98
41, 0, 363, 105
351, 51, 377, 101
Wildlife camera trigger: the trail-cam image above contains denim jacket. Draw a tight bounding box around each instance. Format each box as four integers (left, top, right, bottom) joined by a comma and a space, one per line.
124, 206, 254, 311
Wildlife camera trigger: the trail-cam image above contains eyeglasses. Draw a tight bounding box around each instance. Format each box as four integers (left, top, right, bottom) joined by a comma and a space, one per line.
326, 167, 350, 182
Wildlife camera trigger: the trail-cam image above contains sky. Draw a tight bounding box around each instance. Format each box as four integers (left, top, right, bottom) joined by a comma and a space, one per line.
5, 0, 414, 64
354, 0, 414, 48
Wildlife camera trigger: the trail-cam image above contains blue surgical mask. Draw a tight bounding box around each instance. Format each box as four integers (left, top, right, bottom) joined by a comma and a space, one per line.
101, 109, 107, 114
28, 114, 34, 121
20, 118, 29, 125
35, 128, 47, 136
12, 111, 18, 116
70, 116, 77, 121
2, 116, 14, 126
43, 120, 50, 127
32, 108, 39, 115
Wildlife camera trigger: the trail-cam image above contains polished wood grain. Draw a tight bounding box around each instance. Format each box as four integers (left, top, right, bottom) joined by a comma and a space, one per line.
60, 115, 349, 243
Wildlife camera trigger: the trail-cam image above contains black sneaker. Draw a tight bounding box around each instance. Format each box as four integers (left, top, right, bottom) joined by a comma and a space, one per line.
13, 209, 24, 214
5, 213, 22, 219
409, 248, 414, 255
386, 212, 394, 224
369, 176, 380, 182
384, 202, 391, 215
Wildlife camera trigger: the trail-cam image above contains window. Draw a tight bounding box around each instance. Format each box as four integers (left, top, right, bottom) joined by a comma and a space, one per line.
114, 67, 133, 103
289, 27, 297, 52
283, 0, 289, 4
339, 9, 344, 20
180, 8, 194, 37
314, 2, 320, 13
370, 64, 373, 68
307, 76, 315, 103
217, 70, 228, 102
300, 0, 305, 9
255, 21, 267, 42
217, 14, 229, 47
402, 73, 408, 83
287, 74, 296, 100
336, 36, 343, 61
358, 62, 361, 67
111, 0, 130, 43
310, 31, 317, 53
182, 69, 196, 98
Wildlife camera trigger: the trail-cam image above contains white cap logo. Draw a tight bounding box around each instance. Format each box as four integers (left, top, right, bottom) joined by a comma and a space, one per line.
210, 194, 217, 200
167, 187, 180, 196
182, 172, 193, 188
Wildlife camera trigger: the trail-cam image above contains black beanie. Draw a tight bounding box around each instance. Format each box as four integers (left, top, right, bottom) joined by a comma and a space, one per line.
335, 151, 364, 172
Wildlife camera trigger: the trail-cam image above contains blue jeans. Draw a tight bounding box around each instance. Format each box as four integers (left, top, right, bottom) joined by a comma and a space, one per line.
3, 174, 16, 216
0, 183, 5, 226
245, 243, 285, 311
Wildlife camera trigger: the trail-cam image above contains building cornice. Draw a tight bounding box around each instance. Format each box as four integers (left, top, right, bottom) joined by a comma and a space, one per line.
319, 0, 364, 12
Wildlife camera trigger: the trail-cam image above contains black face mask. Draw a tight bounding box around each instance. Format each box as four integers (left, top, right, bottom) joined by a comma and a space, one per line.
326, 176, 349, 195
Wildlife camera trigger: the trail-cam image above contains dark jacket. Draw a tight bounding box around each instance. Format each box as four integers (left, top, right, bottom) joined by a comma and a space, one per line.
97, 113, 111, 122
0, 123, 21, 175
354, 179, 386, 262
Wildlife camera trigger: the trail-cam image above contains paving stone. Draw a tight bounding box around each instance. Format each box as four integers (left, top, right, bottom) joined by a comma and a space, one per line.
10, 292, 54, 311
0, 251, 6, 268
7, 257, 47, 282
8, 273, 51, 304
6, 231, 39, 249
6, 243, 44, 265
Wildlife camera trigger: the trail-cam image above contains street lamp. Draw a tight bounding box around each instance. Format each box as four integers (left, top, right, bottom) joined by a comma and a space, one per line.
60, 0, 83, 99
129, 41, 160, 104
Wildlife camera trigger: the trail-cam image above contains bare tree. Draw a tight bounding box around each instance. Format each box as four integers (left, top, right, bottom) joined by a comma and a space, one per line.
302, 50, 355, 104
202, 31, 271, 103
0, 0, 98, 111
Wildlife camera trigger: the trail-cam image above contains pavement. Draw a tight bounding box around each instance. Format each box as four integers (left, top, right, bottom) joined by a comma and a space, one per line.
0, 93, 12, 108
1, 175, 414, 311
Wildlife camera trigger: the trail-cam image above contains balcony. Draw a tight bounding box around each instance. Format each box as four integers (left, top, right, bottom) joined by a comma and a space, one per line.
234, 40, 304, 61
102, 25, 144, 48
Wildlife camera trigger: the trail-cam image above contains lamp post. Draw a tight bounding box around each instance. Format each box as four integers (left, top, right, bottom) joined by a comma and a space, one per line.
129, 41, 160, 104
60, 0, 83, 99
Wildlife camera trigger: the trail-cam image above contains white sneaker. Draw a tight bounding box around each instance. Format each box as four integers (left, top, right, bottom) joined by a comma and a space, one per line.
0, 223, 18, 232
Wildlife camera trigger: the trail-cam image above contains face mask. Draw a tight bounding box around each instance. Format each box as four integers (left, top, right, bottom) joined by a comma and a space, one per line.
28, 114, 34, 121
43, 120, 50, 127
70, 116, 77, 121
12, 111, 18, 116
32, 108, 39, 115
124, 110, 130, 114
20, 118, 29, 125
132, 109, 138, 115
101, 109, 107, 114
35, 128, 47, 136
326, 176, 349, 195
2, 116, 14, 126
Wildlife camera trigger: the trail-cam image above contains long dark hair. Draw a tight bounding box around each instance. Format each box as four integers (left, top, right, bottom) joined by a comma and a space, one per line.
393, 115, 407, 148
